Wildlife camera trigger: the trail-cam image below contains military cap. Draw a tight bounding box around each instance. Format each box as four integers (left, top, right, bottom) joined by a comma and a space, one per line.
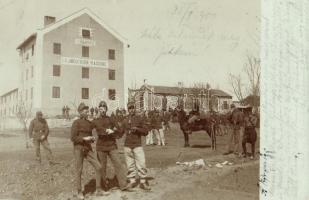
98, 101, 108, 109
36, 111, 43, 116
127, 102, 135, 109
78, 102, 89, 113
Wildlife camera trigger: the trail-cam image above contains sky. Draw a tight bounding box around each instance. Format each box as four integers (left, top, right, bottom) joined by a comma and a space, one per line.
0, 0, 260, 99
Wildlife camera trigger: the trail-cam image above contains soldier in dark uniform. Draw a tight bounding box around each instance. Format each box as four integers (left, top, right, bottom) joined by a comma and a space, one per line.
71, 103, 106, 199
223, 104, 244, 156
242, 107, 258, 159
176, 106, 187, 129
29, 111, 55, 164
122, 102, 151, 190
163, 109, 171, 132
92, 101, 131, 192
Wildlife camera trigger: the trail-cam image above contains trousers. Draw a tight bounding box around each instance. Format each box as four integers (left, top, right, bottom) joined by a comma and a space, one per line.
124, 146, 148, 183
153, 128, 165, 146
146, 130, 154, 145
33, 138, 53, 162
74, 146, 102, 192
97, 150, 128, 189
226, 127, 243, 153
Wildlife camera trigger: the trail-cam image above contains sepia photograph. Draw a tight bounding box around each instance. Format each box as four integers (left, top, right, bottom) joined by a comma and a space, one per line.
0, 0, 261, 199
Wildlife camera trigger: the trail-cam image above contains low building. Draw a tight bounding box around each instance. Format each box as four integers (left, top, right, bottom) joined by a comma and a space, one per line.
128, 84, 233, 112
0, 88, 19, 118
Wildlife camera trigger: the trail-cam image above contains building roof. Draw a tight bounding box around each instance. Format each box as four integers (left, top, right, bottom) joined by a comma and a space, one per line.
16, 33, 37, 50
141, 85, 232, 98
0, 88, 18, 98
17, 8, 127, 50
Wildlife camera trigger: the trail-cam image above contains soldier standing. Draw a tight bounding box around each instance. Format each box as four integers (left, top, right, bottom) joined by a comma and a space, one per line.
223, 104, 244, 156
163, 109, 171, 132
242, 107, 258, 159
152, 110, 165, 146
92, 101, 131, 192
145, 110, 154, 146
28, 111, 55, 165
123, 102, 151, 190
71, 103, 106, 199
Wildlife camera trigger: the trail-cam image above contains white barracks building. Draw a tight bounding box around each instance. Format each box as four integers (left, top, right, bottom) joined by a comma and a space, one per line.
16, 8, 126, 116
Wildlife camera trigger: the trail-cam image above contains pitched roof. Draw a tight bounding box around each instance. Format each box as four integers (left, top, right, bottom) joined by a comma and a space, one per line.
0, 88, 18, 98
141, 85, 232, 98
40, 8, 127, 43
17, 8, 127, 50
16, 33, 37, 50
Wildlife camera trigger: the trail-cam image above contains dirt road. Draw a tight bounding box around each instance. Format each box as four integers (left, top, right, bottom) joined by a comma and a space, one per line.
0, 123, 259, 200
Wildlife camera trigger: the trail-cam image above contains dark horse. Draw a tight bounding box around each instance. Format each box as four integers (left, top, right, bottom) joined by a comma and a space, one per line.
176, 110, 216, 150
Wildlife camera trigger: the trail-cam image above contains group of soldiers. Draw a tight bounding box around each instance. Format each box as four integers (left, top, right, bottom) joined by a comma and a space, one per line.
29, 101, 153, 199
28, 101, 258, 199
222, 104, 258, 159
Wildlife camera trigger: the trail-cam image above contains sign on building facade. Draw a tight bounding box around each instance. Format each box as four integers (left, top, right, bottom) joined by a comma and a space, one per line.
61, 57, 108, 68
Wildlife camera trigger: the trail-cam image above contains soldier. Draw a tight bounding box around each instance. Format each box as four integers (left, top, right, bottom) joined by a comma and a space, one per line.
223, 104, 244, 156
71, 103, 106, 199
92, 101, 131, 192
163, 109, 171, 132
152, 110, 165, 146
123, 102, 151, 190
242, 107, 258, 159
28, 111, 55, 165
145, 110, 154, 146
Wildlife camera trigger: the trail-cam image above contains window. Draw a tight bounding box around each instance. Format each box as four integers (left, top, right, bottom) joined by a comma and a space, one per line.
223, 101, 228, 109
25, 89, 28, 101
31, 87, 33, 99
31, 45, 34, 56
82, 88, 89, 99
108, 89, 116, 100
52, 87, 60, 98
82, 67, 89, 79
31, 66, 34, 78
108, 49, 115, 60
26, 69, 28, 80
82, 46, 89, 57
53, 43, 61, 55
82, 29, 91, 38
108, 69, 115, 80
53, 65, 61, 76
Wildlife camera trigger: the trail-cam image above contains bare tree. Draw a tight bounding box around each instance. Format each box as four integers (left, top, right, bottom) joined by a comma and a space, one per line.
16, 101, 32, 148
244, 55, 261, 106
69, 95, 80, 116
229, 73, 245, 104
229, 54, 260, 106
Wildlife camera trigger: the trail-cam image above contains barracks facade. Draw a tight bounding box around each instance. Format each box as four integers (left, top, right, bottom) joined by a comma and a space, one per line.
9, 8, 126, 117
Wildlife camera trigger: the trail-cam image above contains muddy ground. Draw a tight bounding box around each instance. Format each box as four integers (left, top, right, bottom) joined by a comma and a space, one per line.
0, 123, 259, 200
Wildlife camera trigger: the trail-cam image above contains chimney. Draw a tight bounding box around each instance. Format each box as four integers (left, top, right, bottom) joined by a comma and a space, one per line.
44, 16, 56, 27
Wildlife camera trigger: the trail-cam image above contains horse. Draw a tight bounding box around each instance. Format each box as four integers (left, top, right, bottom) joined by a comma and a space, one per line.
176, 110, 217, 150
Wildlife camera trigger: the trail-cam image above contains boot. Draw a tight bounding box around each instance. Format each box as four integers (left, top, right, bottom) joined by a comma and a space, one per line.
121, 183, 134, 192
77, 191, 84, 200
140, 183, 151, 191
94, 188, 110, 196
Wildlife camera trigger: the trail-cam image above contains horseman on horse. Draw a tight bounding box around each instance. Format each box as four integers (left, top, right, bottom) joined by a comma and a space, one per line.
176, 106, 217, 150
